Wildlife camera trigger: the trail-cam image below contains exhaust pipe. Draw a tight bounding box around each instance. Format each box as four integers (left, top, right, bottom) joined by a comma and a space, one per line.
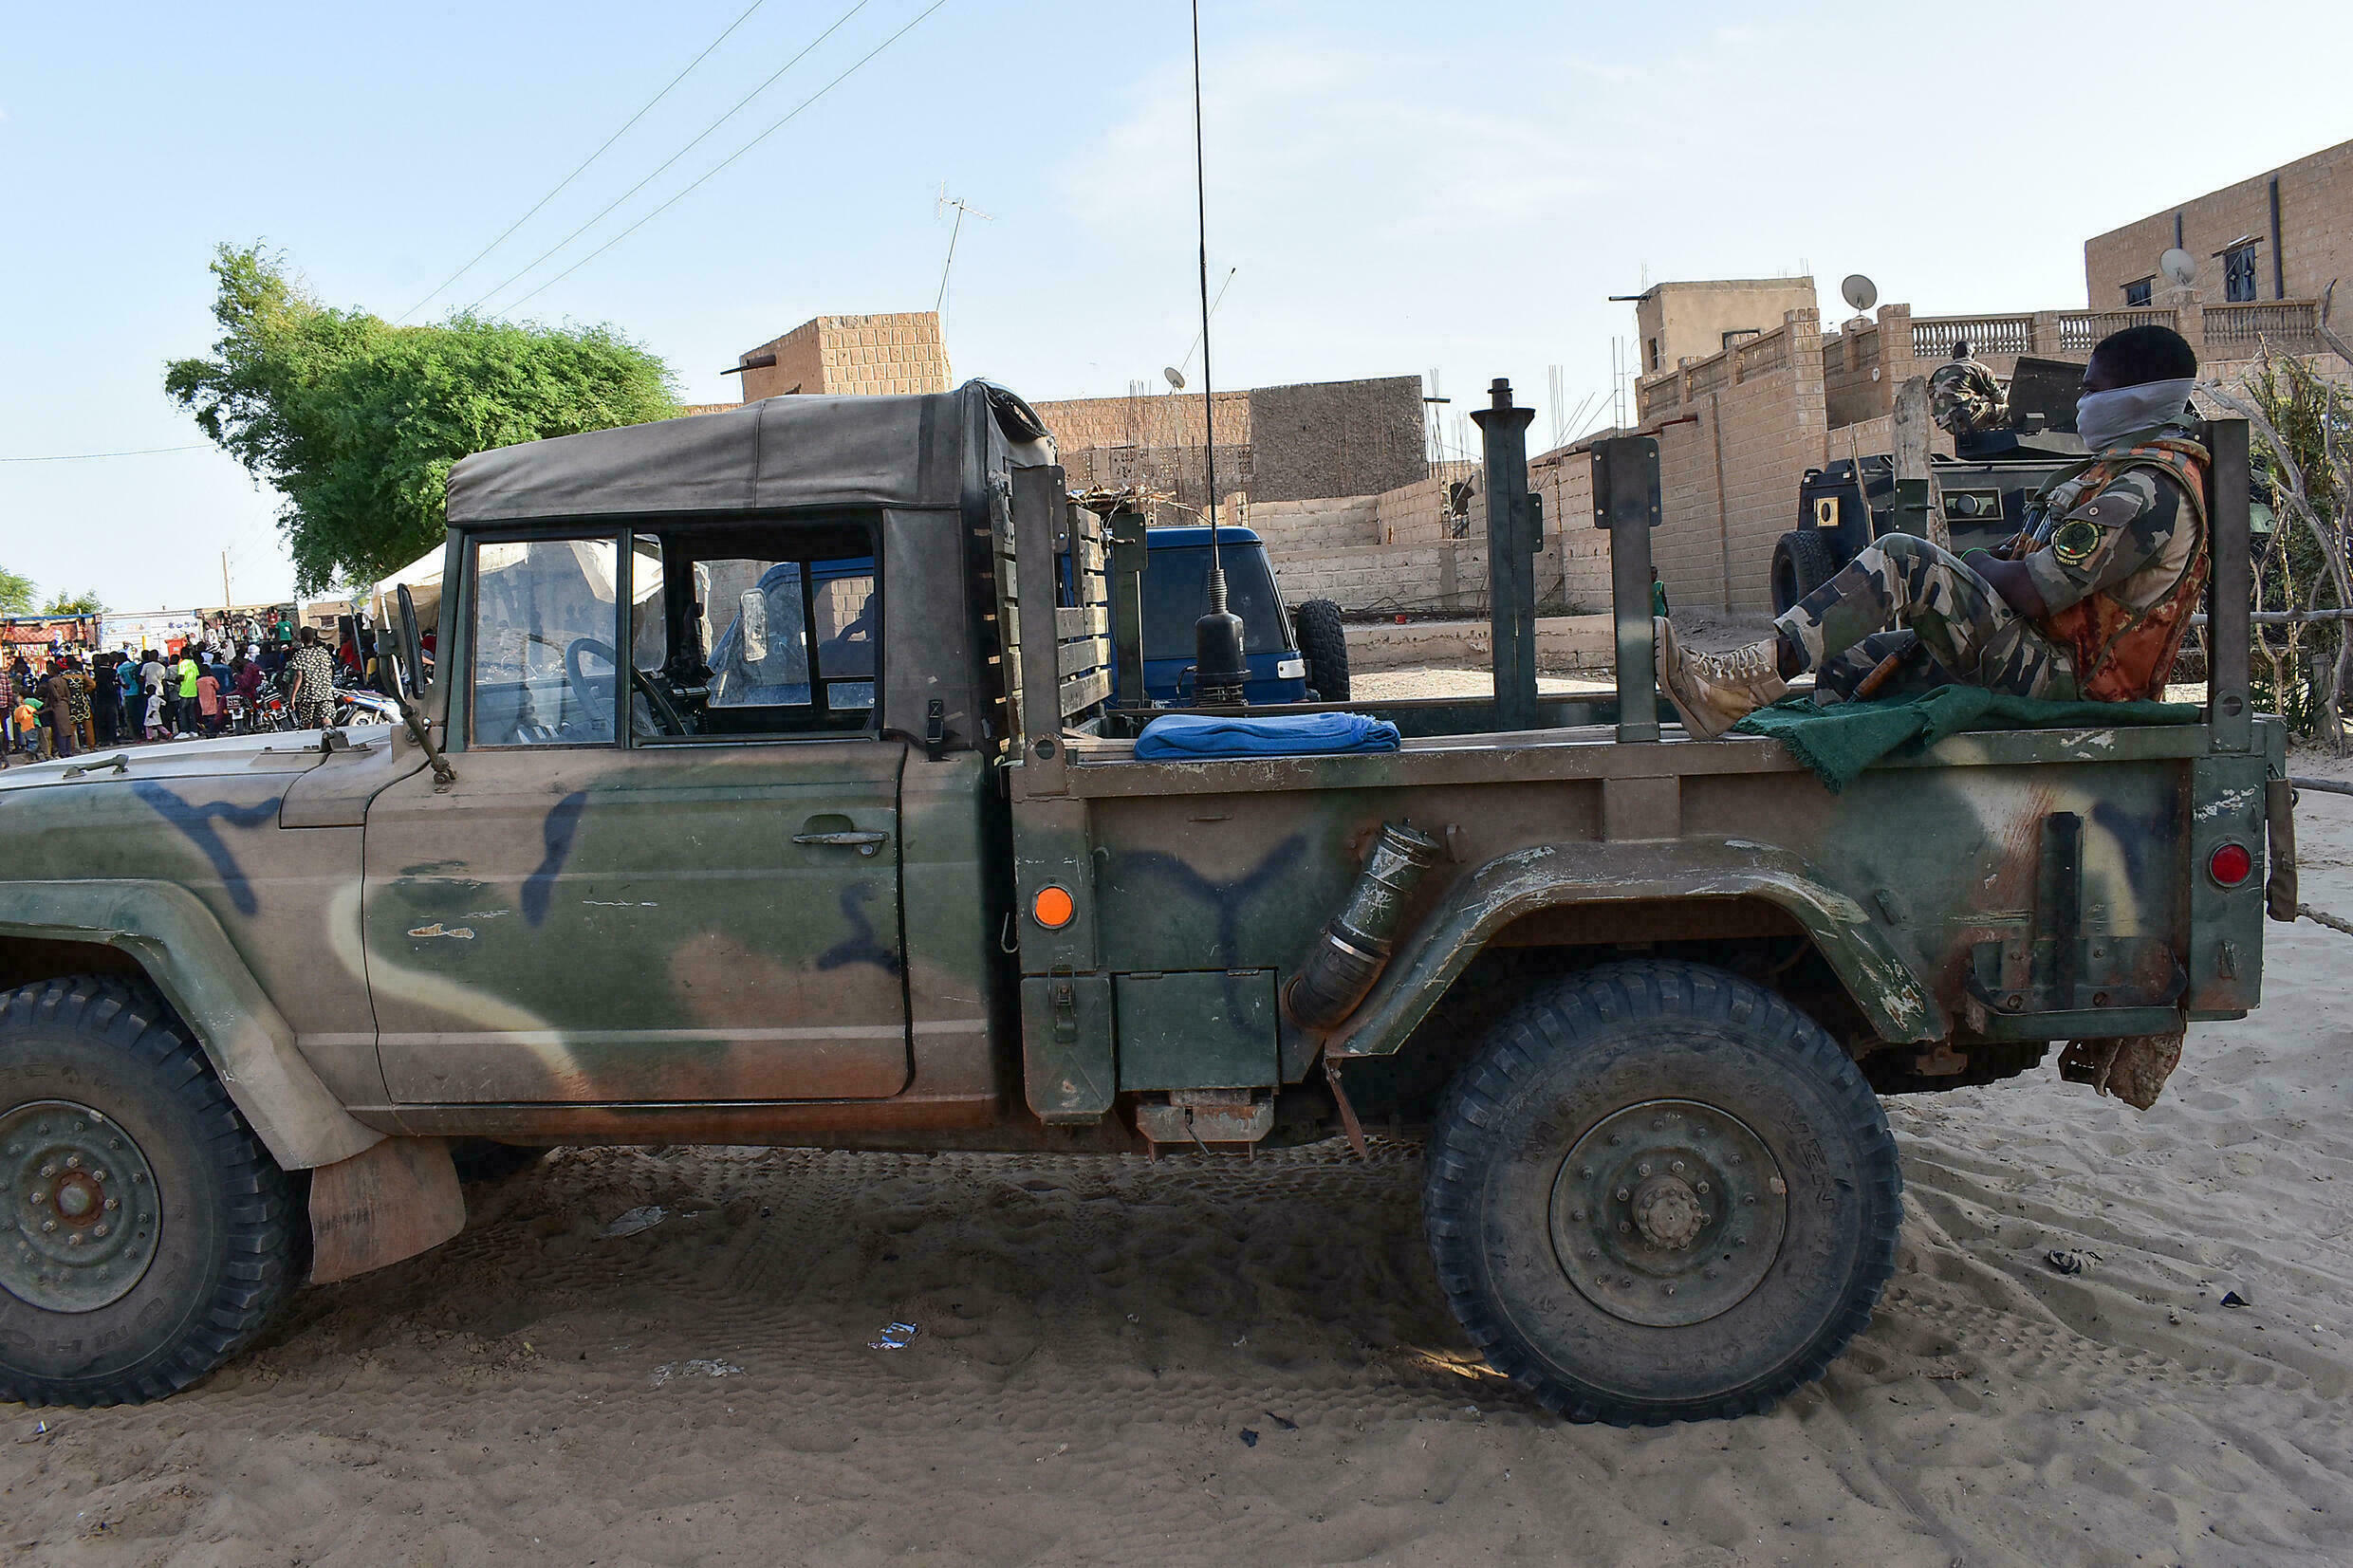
1283, 821, 1443, 1031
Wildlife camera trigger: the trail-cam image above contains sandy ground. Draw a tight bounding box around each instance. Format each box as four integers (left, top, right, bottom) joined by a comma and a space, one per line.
5, 765, 2351, 1566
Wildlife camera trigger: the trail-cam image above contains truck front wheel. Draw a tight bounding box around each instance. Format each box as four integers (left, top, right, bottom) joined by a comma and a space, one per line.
0, 978, 299, 1407
1424, 960, 1900, 1425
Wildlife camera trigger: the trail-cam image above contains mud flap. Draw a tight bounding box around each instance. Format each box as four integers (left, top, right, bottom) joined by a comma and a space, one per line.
307, 1136, 466, 1284
2058, 1033, 2184, 1111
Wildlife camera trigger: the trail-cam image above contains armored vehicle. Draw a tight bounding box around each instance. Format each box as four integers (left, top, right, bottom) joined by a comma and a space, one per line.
1771, 356, 2093, 614
0, 378, 2289, 1424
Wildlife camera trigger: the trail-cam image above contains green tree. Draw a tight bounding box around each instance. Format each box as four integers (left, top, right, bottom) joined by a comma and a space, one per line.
0, 567, 34, 616
42, 589, 104, 615
165, 244, 679, 596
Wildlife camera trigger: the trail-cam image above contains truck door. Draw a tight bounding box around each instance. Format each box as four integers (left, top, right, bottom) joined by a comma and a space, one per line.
361, 527, 911, 1104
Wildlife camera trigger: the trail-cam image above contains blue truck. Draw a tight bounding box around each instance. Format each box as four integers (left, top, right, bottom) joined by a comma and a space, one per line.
1132, 525, 1350, 706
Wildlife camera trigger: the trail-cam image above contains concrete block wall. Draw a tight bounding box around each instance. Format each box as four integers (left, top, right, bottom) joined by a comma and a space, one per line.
1236, 494, 1381, 553
1261, 457, 1577, 615
1530, 449, 1611, 611
1348, 614, 1615, 673
1371, 462, 1482, 545
1266, 540, 1488, 614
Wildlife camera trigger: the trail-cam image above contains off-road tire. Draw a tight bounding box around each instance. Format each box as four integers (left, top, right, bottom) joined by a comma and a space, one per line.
0, 977, 299, 1407
1291, 599, 1351, 701
1424, 960, 1901, 1425
450, 1139, 547, 1184
1769, 529, 1842, 616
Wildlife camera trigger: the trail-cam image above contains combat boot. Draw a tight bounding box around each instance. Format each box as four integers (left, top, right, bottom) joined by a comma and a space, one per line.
1654, 618, 1788, 740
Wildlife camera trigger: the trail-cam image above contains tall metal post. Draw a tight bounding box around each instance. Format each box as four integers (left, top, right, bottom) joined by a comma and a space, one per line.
1106, 507, 1150, 708
2207, 416, 2251, 753
1593, 434, 1662, 744
1472, 378, 1539, 732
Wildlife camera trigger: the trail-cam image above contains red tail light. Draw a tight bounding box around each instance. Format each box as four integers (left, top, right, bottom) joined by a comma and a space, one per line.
2208, 842, 2253, 887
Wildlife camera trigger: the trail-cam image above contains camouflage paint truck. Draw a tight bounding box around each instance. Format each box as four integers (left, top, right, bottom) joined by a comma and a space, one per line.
0, 380, 2291, 1424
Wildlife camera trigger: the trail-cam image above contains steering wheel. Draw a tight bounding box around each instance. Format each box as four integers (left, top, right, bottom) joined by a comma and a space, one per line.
565, 636, 691, 738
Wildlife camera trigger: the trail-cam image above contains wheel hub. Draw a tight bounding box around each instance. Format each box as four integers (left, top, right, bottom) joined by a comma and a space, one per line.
1630, 1173, 1706, 1250
2, 1100, 162, 1314
1547, 1098, 1789, 1328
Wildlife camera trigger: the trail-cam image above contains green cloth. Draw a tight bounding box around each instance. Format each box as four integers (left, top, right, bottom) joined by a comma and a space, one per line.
1730, 687, 2201, 794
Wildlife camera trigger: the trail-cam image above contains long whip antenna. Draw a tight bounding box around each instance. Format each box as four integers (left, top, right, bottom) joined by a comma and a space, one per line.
1190, 0, 1221, 589
1182, 0, 1248, 705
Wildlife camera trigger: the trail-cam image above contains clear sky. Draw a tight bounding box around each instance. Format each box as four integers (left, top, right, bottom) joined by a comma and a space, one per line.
5, 0, 2350, 611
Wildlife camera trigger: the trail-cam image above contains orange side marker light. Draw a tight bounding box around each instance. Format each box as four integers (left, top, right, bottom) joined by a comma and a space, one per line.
1032, 885, 1076, 929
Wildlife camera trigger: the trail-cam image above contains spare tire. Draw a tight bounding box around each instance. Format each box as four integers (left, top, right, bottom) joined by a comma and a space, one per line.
1291, 599, 1350, 701
1769, 530, 1842, 616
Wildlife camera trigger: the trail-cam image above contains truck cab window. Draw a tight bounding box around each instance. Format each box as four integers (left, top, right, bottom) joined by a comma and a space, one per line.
626, 519, 880, 740
468, 536, 622, 747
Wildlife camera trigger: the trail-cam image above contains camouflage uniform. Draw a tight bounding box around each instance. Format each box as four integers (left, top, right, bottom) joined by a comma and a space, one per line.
1928, 358, 2008, 436
1773, 434, 2203, 702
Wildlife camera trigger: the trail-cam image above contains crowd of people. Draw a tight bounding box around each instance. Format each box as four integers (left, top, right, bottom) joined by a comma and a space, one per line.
1, 626, 347, 764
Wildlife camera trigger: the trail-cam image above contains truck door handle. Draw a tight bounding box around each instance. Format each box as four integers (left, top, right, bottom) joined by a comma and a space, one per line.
794, 829, 889, 856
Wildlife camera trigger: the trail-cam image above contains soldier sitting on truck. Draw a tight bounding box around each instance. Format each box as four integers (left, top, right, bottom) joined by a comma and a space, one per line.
1656, 324, 2207, 737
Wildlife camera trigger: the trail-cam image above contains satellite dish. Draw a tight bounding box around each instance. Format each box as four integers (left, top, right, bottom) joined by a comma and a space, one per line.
1162, 366, 1187, 391
2159, 248, 2197, 288
1841, 273, 1879, 314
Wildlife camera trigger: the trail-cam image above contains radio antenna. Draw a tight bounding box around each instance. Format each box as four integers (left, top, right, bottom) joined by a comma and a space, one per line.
1187, 0, 1248, 704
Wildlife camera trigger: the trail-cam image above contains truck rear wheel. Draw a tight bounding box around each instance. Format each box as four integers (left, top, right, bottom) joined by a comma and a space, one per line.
1769, 529, 1841, 616
1423, 960, 1900, 1425
0, 977, 299, 1407
1291, 599, 1351, 701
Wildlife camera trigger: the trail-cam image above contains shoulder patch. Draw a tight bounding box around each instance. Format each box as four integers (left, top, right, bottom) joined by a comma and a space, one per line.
2068, 492, 2140, 528
2051, 517, 2103, 566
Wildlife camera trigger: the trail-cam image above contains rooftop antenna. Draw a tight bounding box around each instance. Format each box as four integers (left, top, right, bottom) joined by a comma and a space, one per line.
933, 183, 993, 318
1186, 0, 1247, 705
2158, 247, 2197, 294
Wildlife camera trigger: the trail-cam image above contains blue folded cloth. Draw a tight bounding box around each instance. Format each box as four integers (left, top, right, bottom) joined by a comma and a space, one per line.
1133, 711, 1402, 760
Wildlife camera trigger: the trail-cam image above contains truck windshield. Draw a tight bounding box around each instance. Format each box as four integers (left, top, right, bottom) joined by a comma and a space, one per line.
1141, 546, 1288, 660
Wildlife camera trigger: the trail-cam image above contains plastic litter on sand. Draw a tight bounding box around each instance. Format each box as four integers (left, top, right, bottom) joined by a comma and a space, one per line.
869, 1321, 919, 1351
601, 1207, 669, 1239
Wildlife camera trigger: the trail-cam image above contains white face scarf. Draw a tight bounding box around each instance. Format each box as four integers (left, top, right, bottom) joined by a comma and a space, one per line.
2076, 378, 2196, 451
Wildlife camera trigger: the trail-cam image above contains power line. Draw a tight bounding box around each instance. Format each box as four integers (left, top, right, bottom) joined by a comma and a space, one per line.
466, 0, 880, 315
495, 0, 955, 316
397, 0, 772, 323
0, 445, 209, 463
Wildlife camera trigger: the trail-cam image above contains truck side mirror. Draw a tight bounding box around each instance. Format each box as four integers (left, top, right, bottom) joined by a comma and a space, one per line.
395, 585, 427, 701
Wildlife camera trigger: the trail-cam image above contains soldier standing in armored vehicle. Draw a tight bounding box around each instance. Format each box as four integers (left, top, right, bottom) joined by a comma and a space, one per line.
1656, 323, 2207, 736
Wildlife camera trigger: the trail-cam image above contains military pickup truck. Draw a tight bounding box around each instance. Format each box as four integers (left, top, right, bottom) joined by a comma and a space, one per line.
0, 378, 2289, 1425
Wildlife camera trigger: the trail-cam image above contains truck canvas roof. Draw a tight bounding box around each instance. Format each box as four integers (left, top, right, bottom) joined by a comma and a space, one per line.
444, 379, 1048, 525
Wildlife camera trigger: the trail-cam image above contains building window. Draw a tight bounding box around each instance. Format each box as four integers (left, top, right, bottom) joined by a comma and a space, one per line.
2123, 278, 2152, 308
1722, 328, 1760, 352
1646, 337, 1661, 372
2224, 243, 2259, 303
